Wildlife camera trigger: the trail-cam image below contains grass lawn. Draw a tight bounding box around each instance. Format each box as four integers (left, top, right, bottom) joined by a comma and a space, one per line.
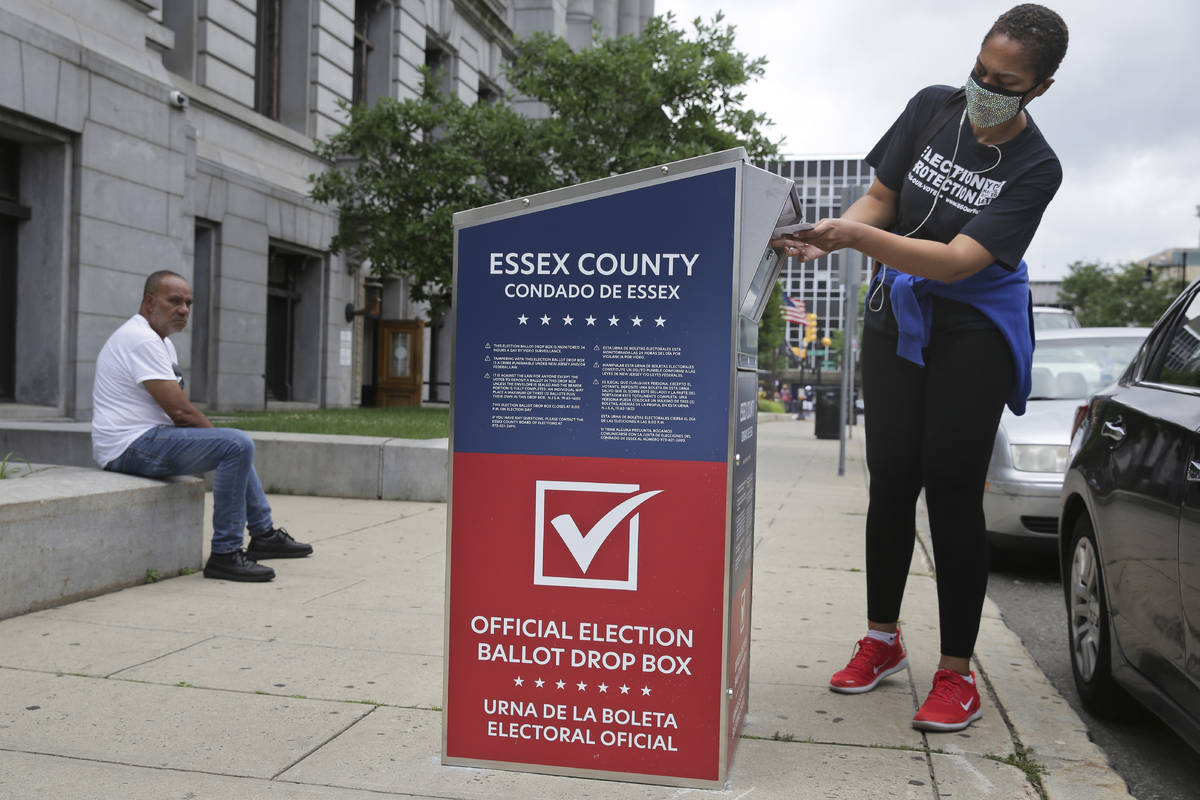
214, 406, 449, 439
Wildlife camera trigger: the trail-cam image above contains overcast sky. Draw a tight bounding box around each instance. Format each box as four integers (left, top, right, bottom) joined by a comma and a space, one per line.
655, 0, 1200, 280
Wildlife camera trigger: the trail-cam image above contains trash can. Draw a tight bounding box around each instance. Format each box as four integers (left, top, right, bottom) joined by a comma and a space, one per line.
814, 385, 841, 439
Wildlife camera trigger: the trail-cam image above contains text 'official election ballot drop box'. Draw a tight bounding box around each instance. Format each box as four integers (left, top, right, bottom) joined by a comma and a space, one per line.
443, 148, 794, 787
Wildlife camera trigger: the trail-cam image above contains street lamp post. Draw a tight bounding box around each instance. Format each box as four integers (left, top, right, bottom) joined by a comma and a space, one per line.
1142, 251, 1189, 294
1142, 261, 1158, 290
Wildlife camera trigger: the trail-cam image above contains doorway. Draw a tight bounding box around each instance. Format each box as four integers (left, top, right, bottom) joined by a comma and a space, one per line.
0, 139, 23, 401
265, 244, 324, 405
376, 320, 423, 406
265, 249, 302, 401
0, 218, 15, 401
190, 222, 216, 404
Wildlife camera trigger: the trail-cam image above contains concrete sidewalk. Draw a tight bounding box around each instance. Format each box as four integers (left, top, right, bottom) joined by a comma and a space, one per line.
0, 420, 1129, 799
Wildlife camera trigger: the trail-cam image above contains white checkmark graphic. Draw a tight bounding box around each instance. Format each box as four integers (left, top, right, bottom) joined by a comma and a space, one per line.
550, 490, 662, 573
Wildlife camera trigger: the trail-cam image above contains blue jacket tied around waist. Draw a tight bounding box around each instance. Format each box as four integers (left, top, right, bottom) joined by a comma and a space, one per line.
870, 262, 1034, 415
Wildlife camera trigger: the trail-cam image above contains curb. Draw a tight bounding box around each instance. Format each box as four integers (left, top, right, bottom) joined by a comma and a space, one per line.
912, 492, 1132, 799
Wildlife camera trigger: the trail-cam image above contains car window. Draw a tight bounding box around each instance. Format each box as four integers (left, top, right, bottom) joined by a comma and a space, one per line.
1146, 290, 1200, 388
1034, 312, 1079, 331
1029, 337, 1145, 399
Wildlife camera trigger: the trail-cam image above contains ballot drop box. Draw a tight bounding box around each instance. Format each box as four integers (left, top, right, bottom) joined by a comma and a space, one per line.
443, 148, 793, 787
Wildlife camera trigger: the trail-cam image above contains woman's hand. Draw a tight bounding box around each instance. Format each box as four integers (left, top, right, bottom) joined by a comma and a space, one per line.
791, 218, 869, 253
779, 214, 996, 284
770, 237, 826, 263
771, 217, 871, 262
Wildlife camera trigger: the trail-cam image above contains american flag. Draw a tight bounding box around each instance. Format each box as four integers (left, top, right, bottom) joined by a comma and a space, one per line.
781, 293, 807, 325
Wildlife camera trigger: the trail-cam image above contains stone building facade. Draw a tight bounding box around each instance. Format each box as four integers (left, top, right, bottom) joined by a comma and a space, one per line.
0, 0, 653, 417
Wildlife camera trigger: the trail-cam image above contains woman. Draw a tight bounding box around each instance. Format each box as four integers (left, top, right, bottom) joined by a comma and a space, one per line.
772, 4, 1068, 732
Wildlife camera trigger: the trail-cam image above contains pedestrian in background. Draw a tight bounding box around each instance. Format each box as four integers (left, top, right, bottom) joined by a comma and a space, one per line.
772, 3, 1067, 731
798, 384, 814, 420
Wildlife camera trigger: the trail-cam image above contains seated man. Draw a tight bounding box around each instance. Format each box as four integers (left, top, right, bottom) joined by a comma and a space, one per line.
91, 270, 313, 582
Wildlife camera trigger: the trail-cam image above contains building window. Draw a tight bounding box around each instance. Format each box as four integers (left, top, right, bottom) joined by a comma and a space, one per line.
160, 0, 195, 77
425, 41, 453, 95
353, 0, 387, 106
477, 81, 499, 105
255, 0, 307, 130
255, 0, 281, 119
161, 0, 197, 79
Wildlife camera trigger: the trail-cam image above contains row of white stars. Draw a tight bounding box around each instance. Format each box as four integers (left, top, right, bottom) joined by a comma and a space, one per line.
517, 314, 666, 328
513, 675, 652, 695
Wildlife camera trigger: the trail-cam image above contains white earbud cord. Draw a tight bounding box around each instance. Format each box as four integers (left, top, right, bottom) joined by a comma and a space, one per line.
867, 109, 1002, 313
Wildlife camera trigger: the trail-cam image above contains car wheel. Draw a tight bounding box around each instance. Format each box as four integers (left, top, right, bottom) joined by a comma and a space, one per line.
1066, 514, 1127, 717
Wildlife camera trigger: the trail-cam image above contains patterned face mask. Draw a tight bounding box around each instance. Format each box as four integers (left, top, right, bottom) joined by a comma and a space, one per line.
964, 73, 1032, 128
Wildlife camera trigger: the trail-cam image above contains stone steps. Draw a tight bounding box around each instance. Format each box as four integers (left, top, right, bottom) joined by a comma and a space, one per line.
0, 465, 203, 620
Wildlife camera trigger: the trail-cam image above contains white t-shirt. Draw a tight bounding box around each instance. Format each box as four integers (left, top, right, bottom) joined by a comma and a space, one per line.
91, 314, 180, 467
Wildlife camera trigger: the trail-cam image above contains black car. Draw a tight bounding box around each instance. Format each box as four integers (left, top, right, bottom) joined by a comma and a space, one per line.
1058, 277, 1200, 752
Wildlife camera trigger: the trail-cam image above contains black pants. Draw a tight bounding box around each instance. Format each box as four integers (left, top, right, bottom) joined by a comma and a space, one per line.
861, 324, 1012, 658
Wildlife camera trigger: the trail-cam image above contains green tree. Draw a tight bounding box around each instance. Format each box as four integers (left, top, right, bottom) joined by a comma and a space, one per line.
310, 81, 556, 319
1058, 261, 1176, 327
508, 13, 779, 183
309, 14, 779, 317
827, 329, 843, 369
757, 280, 786, 367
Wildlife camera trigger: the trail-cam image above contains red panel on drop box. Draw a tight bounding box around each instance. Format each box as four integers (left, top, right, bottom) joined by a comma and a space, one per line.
445, 452, 728, 782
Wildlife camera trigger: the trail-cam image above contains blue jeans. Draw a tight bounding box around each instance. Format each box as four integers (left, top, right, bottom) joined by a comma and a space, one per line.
107, 425, 273, 555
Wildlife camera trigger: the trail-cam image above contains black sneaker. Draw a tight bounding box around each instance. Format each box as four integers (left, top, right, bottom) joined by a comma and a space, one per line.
204, 549, 275, 582
245, 527, 313, 559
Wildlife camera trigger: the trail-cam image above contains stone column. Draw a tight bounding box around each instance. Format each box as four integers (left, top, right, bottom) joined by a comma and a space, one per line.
566, 0, 595, 50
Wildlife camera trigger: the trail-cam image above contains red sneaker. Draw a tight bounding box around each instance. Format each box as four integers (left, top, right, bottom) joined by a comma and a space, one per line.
829, 630, 908, 694
912, 669, 983, 731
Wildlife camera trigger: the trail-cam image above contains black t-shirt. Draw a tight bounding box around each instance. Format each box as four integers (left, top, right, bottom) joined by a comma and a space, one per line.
864, 85, 1061, 336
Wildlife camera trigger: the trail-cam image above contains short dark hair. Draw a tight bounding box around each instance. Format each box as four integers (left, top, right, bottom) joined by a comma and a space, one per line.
985, 4, 1068, 83
143, 270, 186, 298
